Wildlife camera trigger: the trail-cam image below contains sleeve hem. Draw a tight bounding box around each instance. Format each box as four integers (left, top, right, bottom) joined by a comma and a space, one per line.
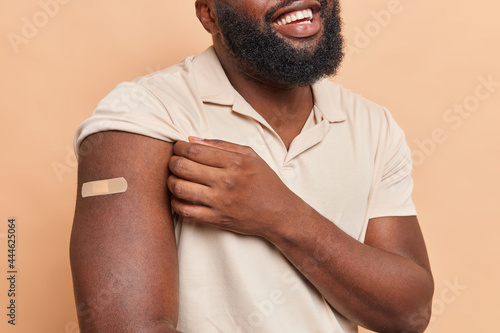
367, 204, 418, 220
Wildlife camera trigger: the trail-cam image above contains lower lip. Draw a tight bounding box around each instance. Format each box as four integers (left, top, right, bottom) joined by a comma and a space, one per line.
273, 14, 321, 38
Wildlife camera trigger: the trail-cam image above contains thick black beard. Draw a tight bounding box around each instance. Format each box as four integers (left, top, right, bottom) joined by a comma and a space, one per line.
214, 0, 344, 87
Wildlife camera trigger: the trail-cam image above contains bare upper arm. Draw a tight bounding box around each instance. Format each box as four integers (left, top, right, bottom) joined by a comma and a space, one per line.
70, 131, 179, 332
364, 216, 432, 273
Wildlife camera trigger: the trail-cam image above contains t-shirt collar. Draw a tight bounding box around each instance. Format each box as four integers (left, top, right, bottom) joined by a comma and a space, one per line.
192, 47, 235, 106
193, 46, 347, 124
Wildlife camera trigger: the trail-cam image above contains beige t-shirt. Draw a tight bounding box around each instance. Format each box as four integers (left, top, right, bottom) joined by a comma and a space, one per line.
74, 47, 417, 333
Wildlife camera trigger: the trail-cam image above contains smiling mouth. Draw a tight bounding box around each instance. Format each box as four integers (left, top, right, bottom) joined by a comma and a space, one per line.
272, 8, 314, 26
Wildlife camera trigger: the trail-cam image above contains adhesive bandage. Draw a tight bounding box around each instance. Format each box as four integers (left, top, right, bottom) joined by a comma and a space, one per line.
82, 177, 128, 198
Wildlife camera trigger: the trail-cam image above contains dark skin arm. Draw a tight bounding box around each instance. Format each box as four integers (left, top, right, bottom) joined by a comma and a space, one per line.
70, 131, 180, 333
168, 137, 434, 333
190, 1, 433, 331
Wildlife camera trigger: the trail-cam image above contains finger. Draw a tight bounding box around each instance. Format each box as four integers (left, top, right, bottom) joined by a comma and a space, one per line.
171, 197, 248, 235
173, 141, 240, 167
188, 137, 257, 157
169, 155, 219, 186
171, 196, 220, 225
167, 174, 212, 206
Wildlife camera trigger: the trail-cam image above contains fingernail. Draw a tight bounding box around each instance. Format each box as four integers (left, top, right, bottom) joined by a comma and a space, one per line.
188, 136, 204, 142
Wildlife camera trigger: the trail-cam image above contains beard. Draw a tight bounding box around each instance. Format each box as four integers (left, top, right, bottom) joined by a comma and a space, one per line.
214, 0, 344, 87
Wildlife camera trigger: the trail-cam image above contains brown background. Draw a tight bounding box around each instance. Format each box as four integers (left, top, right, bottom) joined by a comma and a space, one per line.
1, 0, 498, 332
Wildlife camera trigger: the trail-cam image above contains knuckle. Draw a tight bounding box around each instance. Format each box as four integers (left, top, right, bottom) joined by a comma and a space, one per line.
220, 174, 236, 190
171, 157, 185, 173
173, 200, 191, 218
219, 194, 236, 209
228, 156, 245, 169
170, 179, 184, 196
169, 156, 178, 171
184, 144, 200, 159
178, 206, 191, 218
213, 211, 230, 227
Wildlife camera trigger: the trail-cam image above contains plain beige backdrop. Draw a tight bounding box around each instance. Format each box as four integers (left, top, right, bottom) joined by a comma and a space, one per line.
1, 0, 498, 332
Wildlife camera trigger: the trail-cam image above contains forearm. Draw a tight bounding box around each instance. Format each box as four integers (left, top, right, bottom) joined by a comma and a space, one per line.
166, 138, 433, 331
264, 203, 434, 332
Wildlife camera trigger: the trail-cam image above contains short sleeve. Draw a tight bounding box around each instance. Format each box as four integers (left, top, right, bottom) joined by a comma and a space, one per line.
73, 82, 186, 159
367, 108, 417, 219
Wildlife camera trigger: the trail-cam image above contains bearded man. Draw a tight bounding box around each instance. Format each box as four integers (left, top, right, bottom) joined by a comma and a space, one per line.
70, 0, 434, 332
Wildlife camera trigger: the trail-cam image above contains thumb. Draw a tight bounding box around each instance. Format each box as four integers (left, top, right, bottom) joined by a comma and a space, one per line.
188, 136, 256, 157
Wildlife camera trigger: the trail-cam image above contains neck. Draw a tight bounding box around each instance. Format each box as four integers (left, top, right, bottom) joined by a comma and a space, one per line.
214, 44, 314, 149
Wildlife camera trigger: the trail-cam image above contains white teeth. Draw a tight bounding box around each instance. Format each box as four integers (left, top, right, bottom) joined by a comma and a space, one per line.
274, 8, 314, 26
303, 9, 313, 20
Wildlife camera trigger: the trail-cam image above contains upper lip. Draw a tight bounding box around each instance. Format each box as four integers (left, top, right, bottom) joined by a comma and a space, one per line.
270, 0, 322, 22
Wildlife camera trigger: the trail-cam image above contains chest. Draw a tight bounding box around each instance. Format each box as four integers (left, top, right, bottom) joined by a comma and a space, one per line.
202, 106, 375, 238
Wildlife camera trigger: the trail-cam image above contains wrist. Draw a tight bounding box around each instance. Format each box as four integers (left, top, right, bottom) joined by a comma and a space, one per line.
261, 195, 314, 248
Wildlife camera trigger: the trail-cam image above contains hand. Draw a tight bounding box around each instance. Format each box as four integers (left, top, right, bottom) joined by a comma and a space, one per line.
167, 137, 302, 238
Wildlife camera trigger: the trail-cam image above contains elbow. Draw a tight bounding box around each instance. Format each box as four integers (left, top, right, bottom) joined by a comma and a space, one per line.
371, 299, 434, 333
393, 272, 435, 333
398, 299, 433, 333
367, 270, 434, 333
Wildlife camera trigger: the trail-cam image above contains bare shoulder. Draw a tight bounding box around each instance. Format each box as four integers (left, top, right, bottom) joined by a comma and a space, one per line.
71, 131, 180, 333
